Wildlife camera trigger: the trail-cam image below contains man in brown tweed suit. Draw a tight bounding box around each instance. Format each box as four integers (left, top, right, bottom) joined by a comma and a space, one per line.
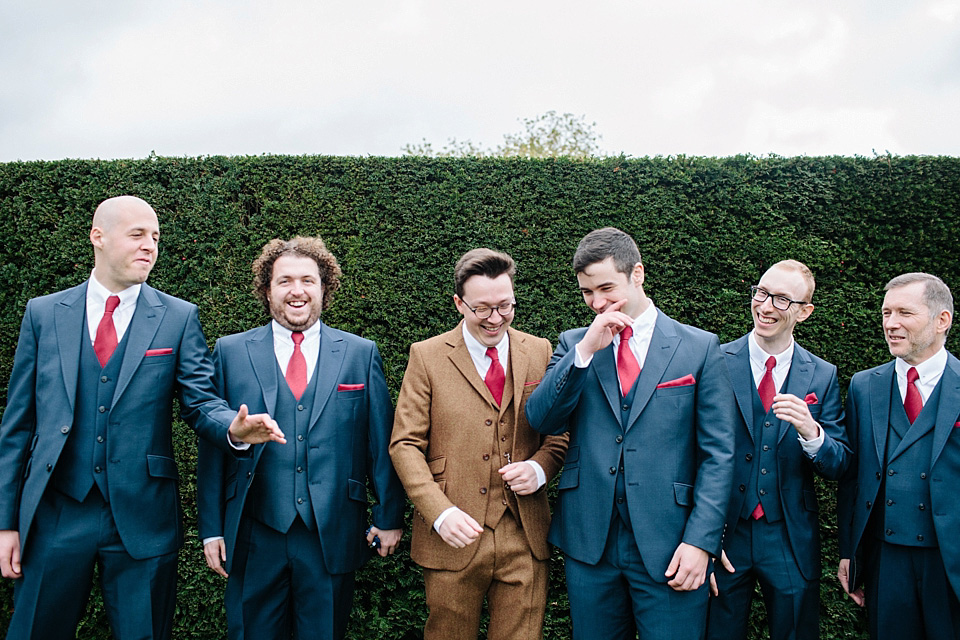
390, 248, 568, 640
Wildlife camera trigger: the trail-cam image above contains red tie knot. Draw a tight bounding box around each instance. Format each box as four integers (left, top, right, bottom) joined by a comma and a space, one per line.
907, 366, 919, 385
292, 331, 304, 346
765, 355, 776, 372
486, 346, 499, 362
105, 295, 120, 314
620, 325, 633, 342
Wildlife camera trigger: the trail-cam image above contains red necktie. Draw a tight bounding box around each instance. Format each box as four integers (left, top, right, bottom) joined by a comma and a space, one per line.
752, 355, 777, 520
758, 356, 776, 413
286, 331, 307, 401
904, 366, 922, 424
94, 295, 121, 367
617, 326, 640, 396
485, 347, 505, 406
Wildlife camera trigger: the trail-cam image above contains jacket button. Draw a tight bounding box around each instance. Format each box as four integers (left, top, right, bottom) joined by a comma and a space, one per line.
98, 406, 107, 413
918, 535, 924, 542
297, 498, 304, 504
101, 376, 108, 383
876, 472, 882, 480
764, 421, 771, 427
480, 487, 487, 495
918, 503, 926, 511
885, 528, 893, 536
739, 484, 746, 492
247, 472, 252, 478
762, 445, 770, 451
609, 467, 617, 475
296, 466, 303, 473
888, 469, 896, 476
297, 405, 304, 411
485, 419, 492, 426
759, 489, 767, 496
94, 466, 102, 473
501, 436, 506, 442
61, 426, 70, 434
46, 464, 52, 472
866, 501, 872, 509
745, 453, 753, 461
97, 436, 104, 443
483, 454, 490, 461
297, 434, 304, 441
886, 499, 893, 506
621, 404, 630, 412
760, 468, 767, 475
617, 497, 624, 504
615, 435, 623, 444
920, 473, 927, 479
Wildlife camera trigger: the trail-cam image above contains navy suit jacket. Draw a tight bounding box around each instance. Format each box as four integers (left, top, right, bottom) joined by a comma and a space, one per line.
838, 353, 960, 597
722, 335, 851, 580
525, 311, 736, 582
196, 322, 405, 575
0, 282, 237, 560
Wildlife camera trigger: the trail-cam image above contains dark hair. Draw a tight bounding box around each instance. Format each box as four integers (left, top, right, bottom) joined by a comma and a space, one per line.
252, 236, 342, 312
454, 248, 516, 298
573, 227, 641, 276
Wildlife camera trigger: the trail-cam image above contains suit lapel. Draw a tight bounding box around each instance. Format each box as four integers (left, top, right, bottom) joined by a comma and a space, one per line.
779, 344, 814, 444
592, 345, 622, 421
626, 315, 680, 431
725, 336, 756, 441
245, 325, 279, 418
446, 323, 497, 405
308, 322, 345, 431
869, 362, 896, 467
114, 285, 165, 404
54, 284, 87, 412
931, 354, 960, 467
507, 328, 530, 428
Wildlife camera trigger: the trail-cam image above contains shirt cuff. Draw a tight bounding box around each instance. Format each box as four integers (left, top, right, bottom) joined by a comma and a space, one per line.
202, 536, 224, 546
798, 423, 824, 458
228, 431, 251, 451
434, 506, 459, 532
526, 460, 547, 489
574, 343, 593, 368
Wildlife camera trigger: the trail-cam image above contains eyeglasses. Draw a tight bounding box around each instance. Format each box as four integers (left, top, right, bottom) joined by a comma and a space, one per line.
750, 286, 807, 311
461, 301, 517, 319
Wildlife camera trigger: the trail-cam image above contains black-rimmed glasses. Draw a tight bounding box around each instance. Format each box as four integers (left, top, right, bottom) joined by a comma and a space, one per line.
462, 301, 517, 319
750, 286, 807, 311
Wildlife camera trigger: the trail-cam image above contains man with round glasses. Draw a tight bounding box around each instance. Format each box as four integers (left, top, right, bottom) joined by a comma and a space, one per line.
707, 259, 852, 640
390, 248, 568, 639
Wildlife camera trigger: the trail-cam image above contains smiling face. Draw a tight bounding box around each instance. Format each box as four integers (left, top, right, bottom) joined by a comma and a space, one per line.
268, 254, 324, 332
576, 257, 648, 319
90, 196, 159, 293
882, 281, 950, 365
751, 265, 814, 354
454, 273, 515, 347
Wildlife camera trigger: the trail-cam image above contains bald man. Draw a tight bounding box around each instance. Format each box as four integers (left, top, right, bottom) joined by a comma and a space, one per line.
0, 196, 283, 639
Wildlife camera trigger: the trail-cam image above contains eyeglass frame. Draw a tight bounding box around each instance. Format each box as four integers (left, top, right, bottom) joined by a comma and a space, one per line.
750, 286, 808, 311
460, 300, 517, 319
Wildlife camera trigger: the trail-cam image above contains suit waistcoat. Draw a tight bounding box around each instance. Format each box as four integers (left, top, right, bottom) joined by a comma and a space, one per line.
880, 379, 940, 548
53, 320, 128, 502
740, 378, 786, 522
484, 360, 520, 528
613, 373, 640, 529
247, 363, 319, 533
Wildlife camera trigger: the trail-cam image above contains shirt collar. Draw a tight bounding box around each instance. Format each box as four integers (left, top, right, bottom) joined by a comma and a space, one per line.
88, 270, 141, 307
896, 347, 948, 382
628, 302, 658, 338
271, 319, 322, 345
748, 330, 795, 370
461, 321, 508, 361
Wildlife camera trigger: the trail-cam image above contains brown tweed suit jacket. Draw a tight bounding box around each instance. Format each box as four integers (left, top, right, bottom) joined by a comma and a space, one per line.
390, 323, 568, 570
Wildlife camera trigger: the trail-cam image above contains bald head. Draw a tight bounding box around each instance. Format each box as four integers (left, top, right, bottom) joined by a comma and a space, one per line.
90, 196, 160, 292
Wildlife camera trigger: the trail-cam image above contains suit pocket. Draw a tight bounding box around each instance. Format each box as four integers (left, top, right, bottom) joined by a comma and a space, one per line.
147, 455, 178, 480
808, 405, 822, 420
655, 385, 695, 397
673, 482, 694, 507
557, 467, 579, 490
427, 456, 446, 476
347, 478, 366, 502
563, 445, 580, 466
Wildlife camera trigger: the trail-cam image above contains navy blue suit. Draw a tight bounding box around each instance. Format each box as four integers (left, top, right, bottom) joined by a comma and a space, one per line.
526, 311, 736, 640
0, 282, 238, 638
196, 322, 405, 639
839, 354, 960, 639
707, 336, 851, 640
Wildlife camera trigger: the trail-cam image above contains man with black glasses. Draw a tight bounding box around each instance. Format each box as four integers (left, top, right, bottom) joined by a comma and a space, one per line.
390, 248, 568, 640
707, 260, 851, 640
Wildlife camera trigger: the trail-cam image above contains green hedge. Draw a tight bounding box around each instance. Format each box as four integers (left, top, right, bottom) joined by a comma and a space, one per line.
2, 154, 959, 638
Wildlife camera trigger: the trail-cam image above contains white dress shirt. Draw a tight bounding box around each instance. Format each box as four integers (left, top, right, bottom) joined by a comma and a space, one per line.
574, 302, 659, 377
272, 319, 322, 384
748, 332, 824, 456
86, 271, 140, 344
895, 347, 947, 404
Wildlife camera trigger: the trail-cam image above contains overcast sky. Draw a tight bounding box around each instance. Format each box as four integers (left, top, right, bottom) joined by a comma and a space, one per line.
2, 0, 959, 161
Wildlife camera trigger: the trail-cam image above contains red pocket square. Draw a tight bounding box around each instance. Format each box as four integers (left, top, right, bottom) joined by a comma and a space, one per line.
145, 348, 173, 356
338, 383, 365, 392
524, 379, 541, 386
954, 421, 960, 428
656, 374, 696, 389
804, 393, 819, 405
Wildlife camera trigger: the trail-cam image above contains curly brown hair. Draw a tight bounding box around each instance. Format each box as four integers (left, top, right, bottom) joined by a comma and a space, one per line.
252, 237, 342, 313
